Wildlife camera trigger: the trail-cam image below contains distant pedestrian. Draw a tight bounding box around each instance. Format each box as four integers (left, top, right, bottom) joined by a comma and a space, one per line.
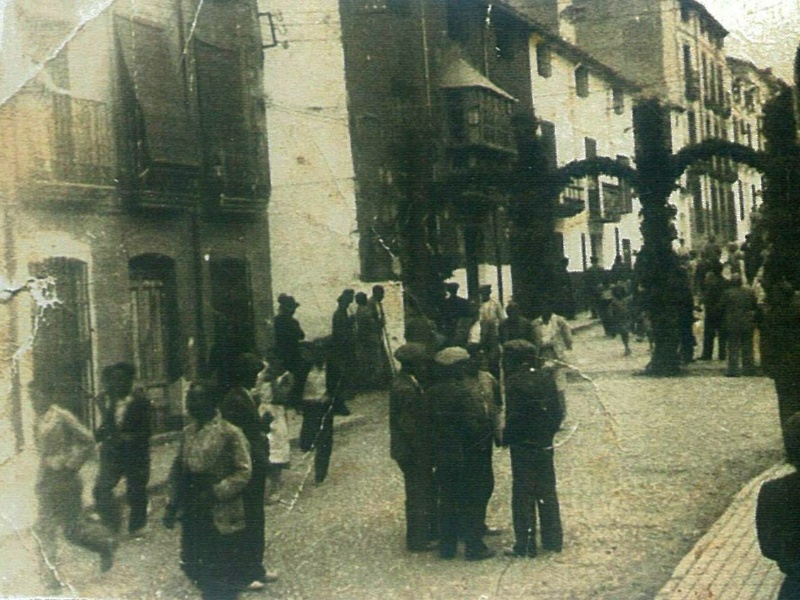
427, 347, 495, 561
532, 303, 573, 418
441, 282, 471, 345
479, 284, 504, 378
355, 288, 392, 389
609, 254, 632, 287
328, 289, 356, 415
554, 257, 576, 320
93, 362, 152, 537
254, 359, 294, 505
699, 263, 727, 361
585, 256, 606, 319
756, 412, 800, 599
164, 382, 252, 600
719, 273, 756, 377
389, 343, 436, 553
218, 353, 276, 590
299, 342, 336, 484
607, 284, 632, 356
500, 301, 534, 344
502, 340, 564, 558
32, 382, 116, 589
368, 285, 394, 387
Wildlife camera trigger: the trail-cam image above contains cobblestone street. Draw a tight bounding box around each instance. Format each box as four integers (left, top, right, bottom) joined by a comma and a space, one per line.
4, 324, 785, 599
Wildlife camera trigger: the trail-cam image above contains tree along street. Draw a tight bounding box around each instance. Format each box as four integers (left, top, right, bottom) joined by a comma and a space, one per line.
20, 326, 783, 599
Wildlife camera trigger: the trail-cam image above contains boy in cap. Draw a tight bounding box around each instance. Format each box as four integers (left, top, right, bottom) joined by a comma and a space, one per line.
426, 346, 495, 561
93, 362, 152, 538
756, 412, 800, 599
502, 340, 564, 558
390, 343, 436, 552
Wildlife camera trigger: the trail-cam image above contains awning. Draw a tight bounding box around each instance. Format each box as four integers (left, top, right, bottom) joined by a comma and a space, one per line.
440, 56, 517, 102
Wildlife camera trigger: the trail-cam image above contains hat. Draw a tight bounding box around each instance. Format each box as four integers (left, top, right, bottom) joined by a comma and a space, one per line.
277, 293, 300, 309
394, 343, 428, 364
445, 281, 460, 291
503, 339, 537, 355
479, 284, 492, 292
434, 346, 471, 366
337, 289, 355, 303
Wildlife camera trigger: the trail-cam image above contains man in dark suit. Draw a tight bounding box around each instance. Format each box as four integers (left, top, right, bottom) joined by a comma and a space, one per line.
93, 362, 152, 537
328, 289, 355, 416
502, 340, 564, 558
219, 353, 277, 591
274, 293, 306, 405
427, 346, 494, 561
756, 412, 800, 599
389, 343, 435, 553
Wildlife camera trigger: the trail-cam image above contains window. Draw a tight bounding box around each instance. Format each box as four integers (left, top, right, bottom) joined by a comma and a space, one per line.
575, 65, 590, 97
689, 174, 704, 234
495, 26, 515, 61
445, 88, 515, 153
687, 111, 697, 145
129, 255, 180, 387
612, 87, 625, 115
209, 258, 256, 359
683, 44, 699, 101
446, 0, 468, 43
536, 43, 552, 78
195, 41, 254, 199
701, 54, 709, 101
114, 11, 264, 204
115, 16, 199, 169
746, 123, 753, 147
584, 137, 598, 159
738, 181, 745, 221
358, 0, 409, 13
539, 120, 558, 169
31, 258, 94, 427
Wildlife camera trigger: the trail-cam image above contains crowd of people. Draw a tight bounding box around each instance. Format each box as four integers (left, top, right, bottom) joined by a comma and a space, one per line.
30, 259, 800, 596
31, 277, 581, 596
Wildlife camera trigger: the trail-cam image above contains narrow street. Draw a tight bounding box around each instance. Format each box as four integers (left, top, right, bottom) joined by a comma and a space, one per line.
16, 325, 783, 599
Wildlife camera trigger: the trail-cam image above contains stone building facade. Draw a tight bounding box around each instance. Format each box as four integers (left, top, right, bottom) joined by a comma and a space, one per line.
0, 0, 273, 461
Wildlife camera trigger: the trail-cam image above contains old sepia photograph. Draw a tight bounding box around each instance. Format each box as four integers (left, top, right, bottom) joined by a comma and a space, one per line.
0, 0, 799, 598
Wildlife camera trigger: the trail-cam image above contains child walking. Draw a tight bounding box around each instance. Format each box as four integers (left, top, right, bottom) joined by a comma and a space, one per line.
255, 359, 294, 504
298, 341, 335, 484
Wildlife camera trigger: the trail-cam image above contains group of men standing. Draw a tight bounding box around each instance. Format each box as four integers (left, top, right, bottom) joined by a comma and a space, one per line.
389, 339, 565, 560
696, 240, 762, 377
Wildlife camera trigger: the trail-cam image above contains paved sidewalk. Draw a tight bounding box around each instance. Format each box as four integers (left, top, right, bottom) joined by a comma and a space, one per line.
656, 462, 792, 600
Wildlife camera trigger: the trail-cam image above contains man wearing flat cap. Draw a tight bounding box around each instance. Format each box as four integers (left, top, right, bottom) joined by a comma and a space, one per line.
426, 347, 494, 561
502, 339, 564, 558
389, 343, 436, 552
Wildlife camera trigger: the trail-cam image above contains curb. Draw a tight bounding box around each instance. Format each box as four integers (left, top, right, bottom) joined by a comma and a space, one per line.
655, 461, 791, 599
